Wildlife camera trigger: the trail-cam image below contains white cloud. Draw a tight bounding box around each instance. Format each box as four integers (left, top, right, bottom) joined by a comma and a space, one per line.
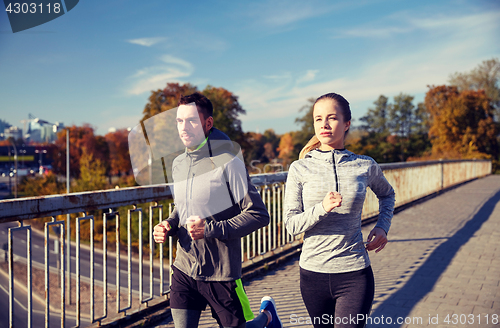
126, 55, 194, 96
296, 70, 319, 84
337, 26, 411, 38
263, 72, 292, 80
127, 37, 167, 47
409, 11, 500, 31
247, 0, 342, 28
333, 10, 500, 39
159, 55, 193, 70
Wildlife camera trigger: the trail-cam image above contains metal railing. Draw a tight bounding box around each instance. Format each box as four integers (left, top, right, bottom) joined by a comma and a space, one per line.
0, 159, 491, 327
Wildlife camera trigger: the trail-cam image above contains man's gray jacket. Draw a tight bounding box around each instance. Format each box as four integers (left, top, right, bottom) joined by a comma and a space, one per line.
165, 128, 270, 281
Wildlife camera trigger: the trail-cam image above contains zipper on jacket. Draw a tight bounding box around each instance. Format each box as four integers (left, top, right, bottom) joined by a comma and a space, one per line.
189, 172, 195, 200
186, 155, 193, 217
332, 152, 339, 192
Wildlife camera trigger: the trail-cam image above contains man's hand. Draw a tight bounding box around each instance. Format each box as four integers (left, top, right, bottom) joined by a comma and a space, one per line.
365, 227, 388, 253
153, 221, 171, 243
322, 191, 342, 212
187, 216, 206, 240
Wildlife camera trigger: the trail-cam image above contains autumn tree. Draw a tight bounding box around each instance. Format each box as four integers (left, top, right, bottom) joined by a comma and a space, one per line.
51, 124, 110, 179
425, 85, 499, 159
142, 83, 198, 121
449, 58, 500, 119
142, 83, 246, 143
262, 129, 279, 161
202, 85, 246, 143
105, 128, 132, 176
139, 83, 249, 172
244, 129, 280, 170
277, 132, 297, 165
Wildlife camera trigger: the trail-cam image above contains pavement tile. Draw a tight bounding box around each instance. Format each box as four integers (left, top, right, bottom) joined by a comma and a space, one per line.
472, 305, 497, 315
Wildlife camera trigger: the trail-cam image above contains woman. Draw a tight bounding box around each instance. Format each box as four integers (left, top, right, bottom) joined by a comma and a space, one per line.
284, 93, 395, 328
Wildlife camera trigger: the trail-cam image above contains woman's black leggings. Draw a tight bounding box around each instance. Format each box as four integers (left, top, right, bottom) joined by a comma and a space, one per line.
300, 266, 374, 328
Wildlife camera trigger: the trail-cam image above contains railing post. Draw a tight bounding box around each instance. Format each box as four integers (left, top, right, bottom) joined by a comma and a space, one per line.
440, 159, 444, 191
66, 214, 70, 306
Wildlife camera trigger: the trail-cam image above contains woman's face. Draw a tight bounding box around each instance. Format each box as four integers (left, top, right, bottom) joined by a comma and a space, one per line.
313, 99, 350, 150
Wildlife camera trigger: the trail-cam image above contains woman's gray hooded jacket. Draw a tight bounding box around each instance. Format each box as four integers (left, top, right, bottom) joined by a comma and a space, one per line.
284, 149, 395, 273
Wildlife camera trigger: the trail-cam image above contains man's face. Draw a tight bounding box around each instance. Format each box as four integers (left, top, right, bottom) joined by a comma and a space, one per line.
176, 104, 208, 149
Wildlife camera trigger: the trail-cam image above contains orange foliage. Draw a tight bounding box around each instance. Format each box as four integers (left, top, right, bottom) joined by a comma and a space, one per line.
51, 124, 109, 178
425, 85, 498, 159
277, 133, 295, 160
105, 129, 132, 176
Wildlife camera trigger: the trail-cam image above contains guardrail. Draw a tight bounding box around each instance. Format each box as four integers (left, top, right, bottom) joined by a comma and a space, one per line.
0, 159, 491, 327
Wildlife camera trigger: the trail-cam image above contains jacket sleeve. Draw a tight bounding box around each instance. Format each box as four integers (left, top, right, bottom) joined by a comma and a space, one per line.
164, 205, 180, 237
368, 160, 395, 234
204, 159, 270, 240
283, 162, 328, 236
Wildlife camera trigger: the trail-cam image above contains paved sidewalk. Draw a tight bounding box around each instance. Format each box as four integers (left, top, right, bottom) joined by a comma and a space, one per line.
155, 175, 500, 328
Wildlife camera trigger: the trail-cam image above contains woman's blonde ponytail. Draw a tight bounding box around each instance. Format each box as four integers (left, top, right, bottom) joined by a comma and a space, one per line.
299, 135, 321, 159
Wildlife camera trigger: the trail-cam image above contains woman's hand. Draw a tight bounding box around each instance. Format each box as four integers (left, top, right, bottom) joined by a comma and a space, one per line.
322, 191, 342, 212
365, 227, 388, 253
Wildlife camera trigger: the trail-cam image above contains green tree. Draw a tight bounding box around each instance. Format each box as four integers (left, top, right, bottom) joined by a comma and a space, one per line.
73, 148, 107, 192
294, 98, 315, 148
359, 95, 389, 134
388, 93, 416, 138
353, 94, 431, 162
18, 172, 65, 196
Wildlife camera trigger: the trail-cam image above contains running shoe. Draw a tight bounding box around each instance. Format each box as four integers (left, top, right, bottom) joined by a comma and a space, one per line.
259, 296, 282, 328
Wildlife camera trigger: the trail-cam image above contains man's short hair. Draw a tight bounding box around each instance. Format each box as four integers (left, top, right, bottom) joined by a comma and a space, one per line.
178, 93, 214, 119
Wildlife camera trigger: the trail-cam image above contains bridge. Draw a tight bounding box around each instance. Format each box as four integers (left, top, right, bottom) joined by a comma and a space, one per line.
0, 159, 497, 327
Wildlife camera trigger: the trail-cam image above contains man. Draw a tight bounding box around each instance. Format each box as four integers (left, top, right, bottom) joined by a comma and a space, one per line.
153, 93, 282, 328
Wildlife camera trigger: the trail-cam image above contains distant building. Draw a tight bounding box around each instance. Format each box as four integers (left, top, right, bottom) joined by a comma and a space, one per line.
0, 120, 10, 140
27, 129, 42, 143
27, 121, 63, 143
40, 124, 58, 143
3, 126, 22, 141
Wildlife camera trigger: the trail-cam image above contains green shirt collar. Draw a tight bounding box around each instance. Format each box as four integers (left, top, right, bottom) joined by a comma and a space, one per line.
188, 129, 212, 152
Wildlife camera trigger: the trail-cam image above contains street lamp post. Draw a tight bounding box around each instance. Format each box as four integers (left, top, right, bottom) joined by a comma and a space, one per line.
35, 149, 47, 174
6, 139, 18, 198
34, 118, 71, 304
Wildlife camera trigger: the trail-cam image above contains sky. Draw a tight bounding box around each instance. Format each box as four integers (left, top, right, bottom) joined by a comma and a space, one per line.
0, 0, 499, 137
